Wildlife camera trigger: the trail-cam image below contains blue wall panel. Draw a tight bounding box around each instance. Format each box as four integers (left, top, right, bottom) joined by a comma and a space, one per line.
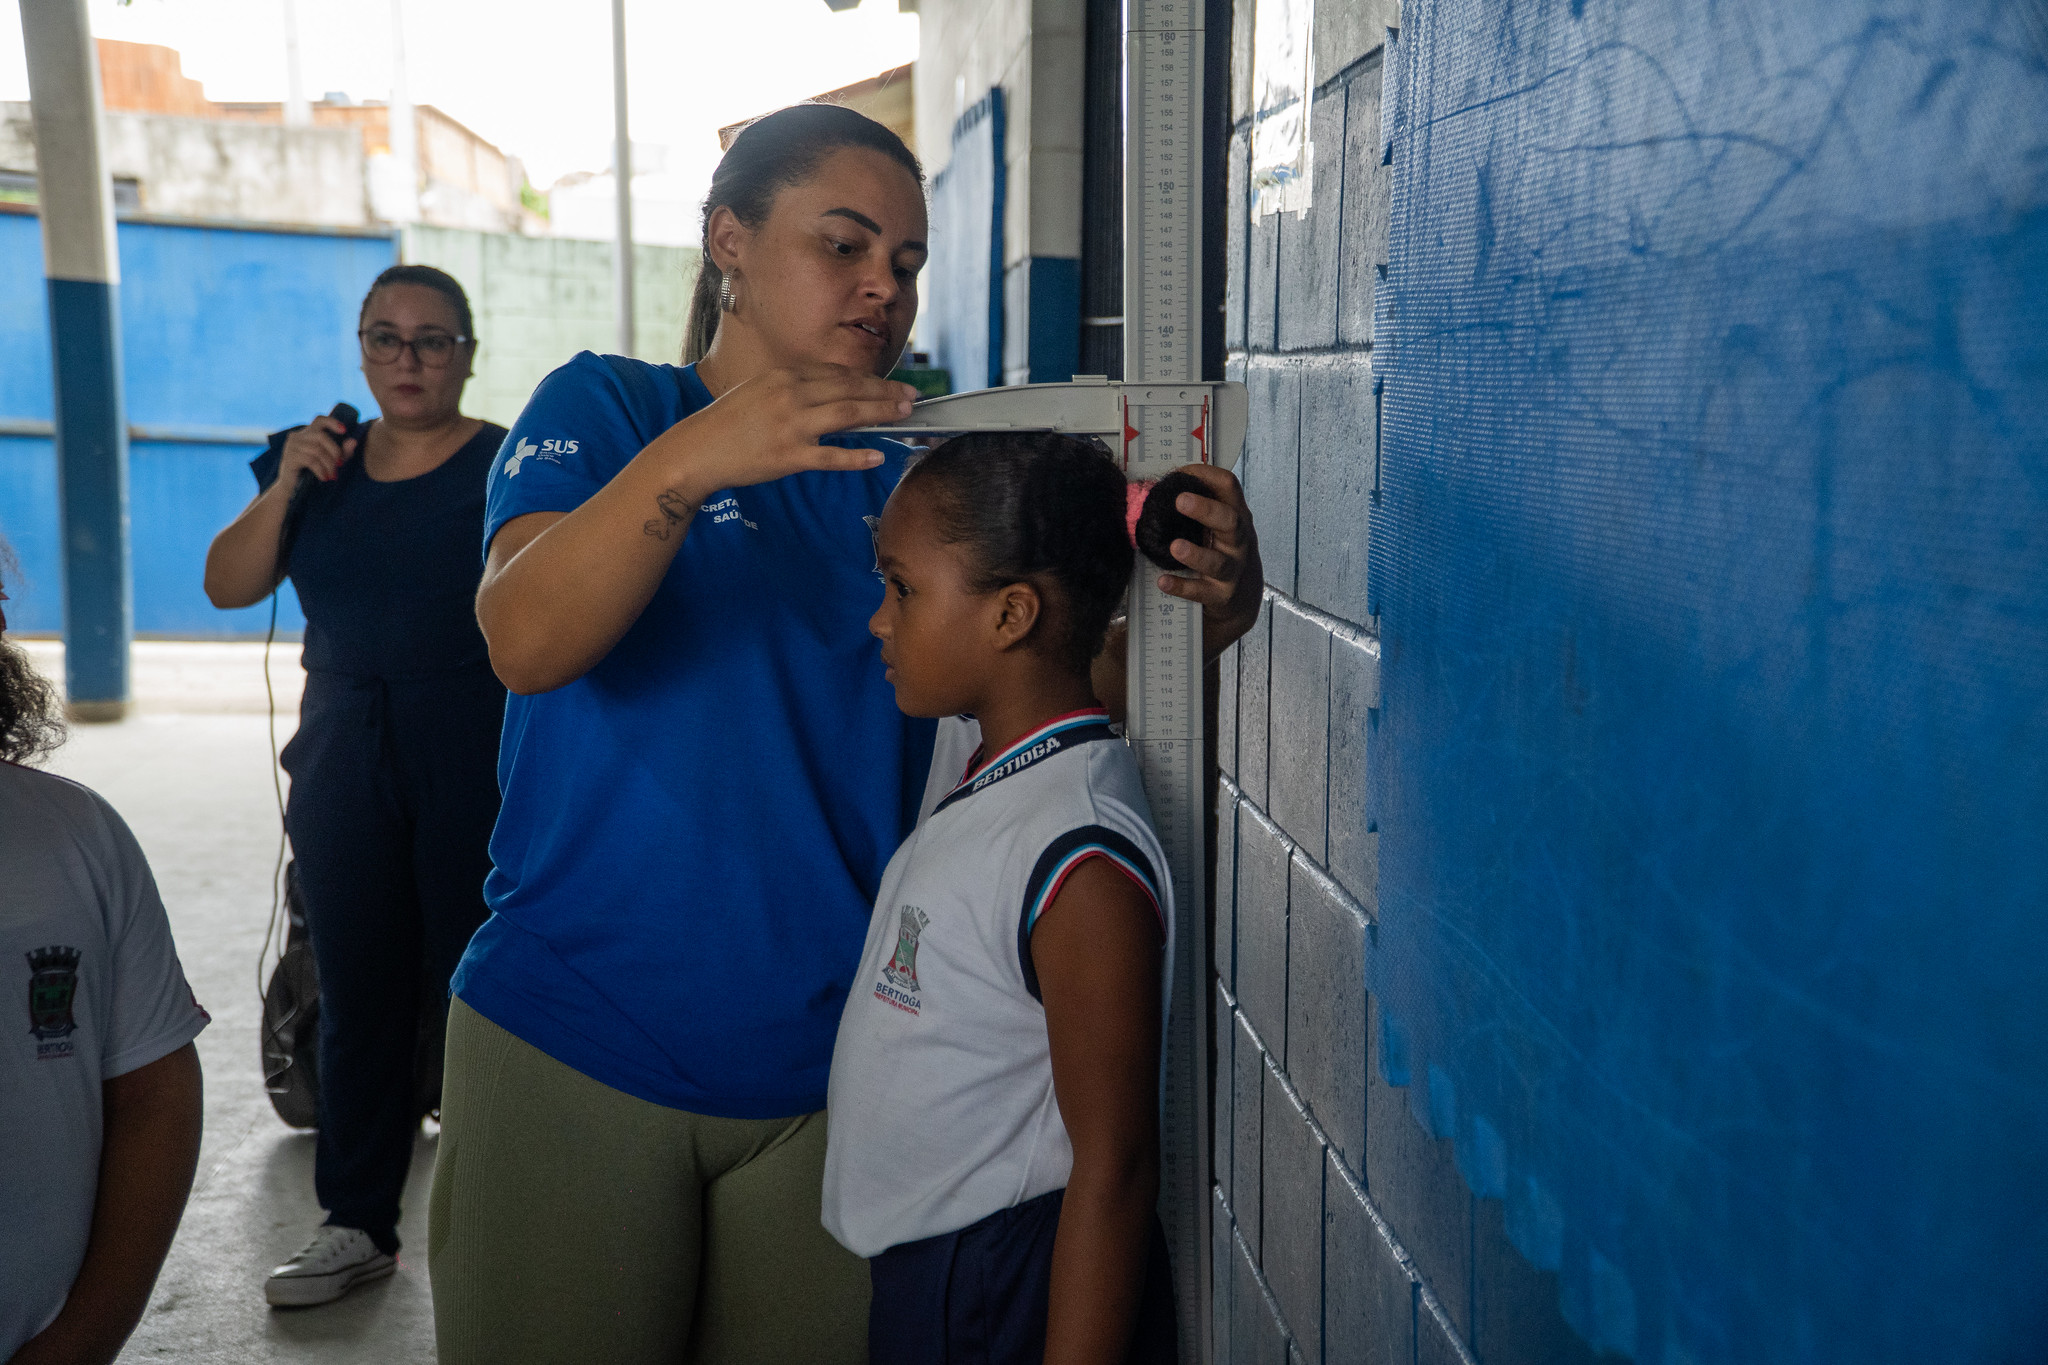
1367, 4, 2047, 1362
0, 212, 392, 636
927, 91, 1006, 390
0, 214, 56, 420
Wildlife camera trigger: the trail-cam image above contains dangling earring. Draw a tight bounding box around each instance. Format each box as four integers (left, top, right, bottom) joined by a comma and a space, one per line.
718, 271, 739, 314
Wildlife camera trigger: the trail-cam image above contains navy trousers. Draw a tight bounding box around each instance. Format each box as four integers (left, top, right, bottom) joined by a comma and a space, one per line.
283, 666, 504, 1254
868, 1188, 1178, 1365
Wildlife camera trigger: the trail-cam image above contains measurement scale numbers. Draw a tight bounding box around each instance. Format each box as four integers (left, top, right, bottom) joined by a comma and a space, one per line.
1126, 11, 1201, 386
1125, 4, 1210, 1357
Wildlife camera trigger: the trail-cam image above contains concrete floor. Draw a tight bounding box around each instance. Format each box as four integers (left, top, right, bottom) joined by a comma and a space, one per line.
24, 641, 439, 1365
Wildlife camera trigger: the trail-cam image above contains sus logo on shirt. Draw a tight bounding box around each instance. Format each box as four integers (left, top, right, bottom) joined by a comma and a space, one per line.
26, 945, 81, 1059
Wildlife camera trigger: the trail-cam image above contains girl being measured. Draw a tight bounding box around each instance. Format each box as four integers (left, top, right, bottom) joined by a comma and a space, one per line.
825, 432, 1183, 1365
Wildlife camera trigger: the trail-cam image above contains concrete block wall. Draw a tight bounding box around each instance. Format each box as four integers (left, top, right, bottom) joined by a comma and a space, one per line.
914, 0, 1084, 385
399, 226, 698, 428
1212, 3, 1613, 1360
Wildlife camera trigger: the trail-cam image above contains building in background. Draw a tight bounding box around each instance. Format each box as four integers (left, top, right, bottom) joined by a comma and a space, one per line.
542, 141, 700, 247
913, 4, 1082, 387
718, 61, 916, 154
0, 40, 532, 231
0, 38, 696, 640
547, 60, 920, 250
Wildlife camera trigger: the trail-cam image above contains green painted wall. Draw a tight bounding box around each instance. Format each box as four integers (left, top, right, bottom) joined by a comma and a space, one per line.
401, 226, 700, 427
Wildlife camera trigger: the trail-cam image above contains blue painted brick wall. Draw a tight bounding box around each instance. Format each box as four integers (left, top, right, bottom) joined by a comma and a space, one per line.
1210, 7, 1615, 1361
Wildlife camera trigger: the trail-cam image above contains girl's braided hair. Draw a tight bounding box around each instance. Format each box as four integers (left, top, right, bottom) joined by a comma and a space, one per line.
899, 432, 1147, 673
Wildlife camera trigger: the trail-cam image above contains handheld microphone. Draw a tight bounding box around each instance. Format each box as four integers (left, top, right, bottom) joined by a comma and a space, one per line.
278, 403, 360, 569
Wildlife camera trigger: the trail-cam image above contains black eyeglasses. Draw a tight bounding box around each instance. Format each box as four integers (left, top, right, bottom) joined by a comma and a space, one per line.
359, 327, 472, 368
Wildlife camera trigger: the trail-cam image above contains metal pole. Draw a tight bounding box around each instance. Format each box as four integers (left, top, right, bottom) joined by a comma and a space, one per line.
21, 0, 131, 721
387, 0, 418, 221
611, 0, 635, 357
282, 0, 311, 128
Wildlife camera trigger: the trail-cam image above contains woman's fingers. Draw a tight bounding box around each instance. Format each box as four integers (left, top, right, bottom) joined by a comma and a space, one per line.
1156, 569, 1231, 608
1167, 537, 1233, 580
805, 444, 889, 472
1162, 463, 1264, 653
1169, 465, 1251, 543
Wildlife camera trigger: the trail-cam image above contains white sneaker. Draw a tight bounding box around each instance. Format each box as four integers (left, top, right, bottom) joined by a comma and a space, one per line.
264, 1225, 396, 1307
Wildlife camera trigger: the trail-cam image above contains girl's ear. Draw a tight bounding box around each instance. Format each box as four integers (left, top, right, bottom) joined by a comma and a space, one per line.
990, 582, 1043, 652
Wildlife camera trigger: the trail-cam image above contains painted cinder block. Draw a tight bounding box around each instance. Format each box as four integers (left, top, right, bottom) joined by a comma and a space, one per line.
1215, 977, 1236, 1206
1215, 1188, 1238, 1365
1314, 0, 1401, 86
1234, 804, 1293, 1056
1233, 1008, 1267, 1262
1261, 1067, 1328, 1365
1338, 62, 1391, 350
1366, 1002, 1475, 1341
1217, 783, 1240, 992
1242, 361, 1301, 598
1277, 87, 1347, 353
1416, 1300, 1471, 1365
1238, 601, 1274, 812
1472, 1196, 1612, 1365
1267, 600, 1332, 863
1219, 637, 1240, 780
1286, 853, 1368, 1174
1325, 1151, 1418, 1365
1296, 356, 1374, 621
1328, 629, 1380, 909
1227, 127, 1250, 352
1233, 1225, 1290, 1365
1247, 201, 1281, 352
1231, 0, 1256, 120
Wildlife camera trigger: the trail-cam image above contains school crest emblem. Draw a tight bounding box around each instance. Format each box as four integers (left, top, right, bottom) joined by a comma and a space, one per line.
27, 946, 81, 1058
883, 907, 927, 992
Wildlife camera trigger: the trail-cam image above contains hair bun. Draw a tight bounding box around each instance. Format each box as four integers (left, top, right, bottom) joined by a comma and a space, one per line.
1132, 471, 1210, 572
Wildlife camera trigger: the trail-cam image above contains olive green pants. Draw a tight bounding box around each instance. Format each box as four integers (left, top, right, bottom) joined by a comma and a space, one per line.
428, 998, 869, 1364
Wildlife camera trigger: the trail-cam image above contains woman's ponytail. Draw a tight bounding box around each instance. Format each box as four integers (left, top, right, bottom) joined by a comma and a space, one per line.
682, 262, 724, 364
682, 103, 923, 365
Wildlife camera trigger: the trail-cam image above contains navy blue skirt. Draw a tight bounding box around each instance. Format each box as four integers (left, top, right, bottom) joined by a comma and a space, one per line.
867, 1188, 1178, 1365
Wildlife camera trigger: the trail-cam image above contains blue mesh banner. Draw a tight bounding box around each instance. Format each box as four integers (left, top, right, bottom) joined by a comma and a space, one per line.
1366, 3, 2048, 1360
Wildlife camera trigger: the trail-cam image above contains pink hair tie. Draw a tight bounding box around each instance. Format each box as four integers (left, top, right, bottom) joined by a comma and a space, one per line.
1125, 479, 1155, 549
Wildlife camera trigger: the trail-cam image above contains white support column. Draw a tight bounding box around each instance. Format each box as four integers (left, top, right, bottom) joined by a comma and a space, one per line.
386, 0, 418, 221
611, 0, 636, 358
20, 0, 132, 720
282, 0, 311, 128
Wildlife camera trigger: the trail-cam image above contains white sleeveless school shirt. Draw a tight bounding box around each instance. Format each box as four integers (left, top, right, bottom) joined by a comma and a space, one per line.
821, 709, 1175, 1258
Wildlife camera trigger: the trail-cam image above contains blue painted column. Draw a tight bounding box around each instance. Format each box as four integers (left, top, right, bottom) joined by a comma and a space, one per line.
21, 0, 131, 719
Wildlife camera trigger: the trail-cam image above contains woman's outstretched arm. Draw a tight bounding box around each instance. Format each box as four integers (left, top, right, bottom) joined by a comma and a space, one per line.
478, 366, 915, 695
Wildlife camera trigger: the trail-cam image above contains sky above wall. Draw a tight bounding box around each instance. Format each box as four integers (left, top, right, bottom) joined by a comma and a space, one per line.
0, 0, 918, 216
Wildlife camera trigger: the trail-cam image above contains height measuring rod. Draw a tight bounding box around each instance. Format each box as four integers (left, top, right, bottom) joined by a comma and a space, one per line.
862, 4, 1227, 1355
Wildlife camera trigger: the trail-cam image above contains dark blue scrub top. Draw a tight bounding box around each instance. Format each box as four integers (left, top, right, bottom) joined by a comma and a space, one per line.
453, 353, 936, 1121
254, 421, 508, 679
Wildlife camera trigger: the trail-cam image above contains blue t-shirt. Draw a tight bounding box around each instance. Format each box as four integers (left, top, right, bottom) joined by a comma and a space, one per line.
452, 352, 935, 1118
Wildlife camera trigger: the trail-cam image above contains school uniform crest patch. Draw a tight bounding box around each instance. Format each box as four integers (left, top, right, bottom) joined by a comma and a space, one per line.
874, 907, 928, 1015
26, 945, 81, 1059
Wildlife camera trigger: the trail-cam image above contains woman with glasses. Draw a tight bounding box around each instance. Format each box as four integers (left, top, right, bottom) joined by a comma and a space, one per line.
204, 264, 508, 1308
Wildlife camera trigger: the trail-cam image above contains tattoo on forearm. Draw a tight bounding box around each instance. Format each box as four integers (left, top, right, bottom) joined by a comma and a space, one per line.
644, 489, 693, 541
